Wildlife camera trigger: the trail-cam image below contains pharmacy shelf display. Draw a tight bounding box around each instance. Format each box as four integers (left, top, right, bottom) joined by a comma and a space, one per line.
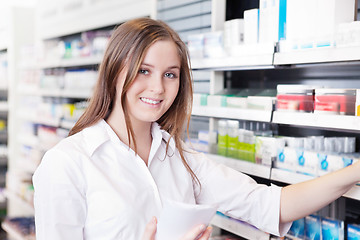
211, 213, 270, 240
272, 111, 360, 132
270, 168, 360, 201
191, 1, 360, 239
274, 46, 360, 65
39, 55, 103, 69
192, 106, 272, 122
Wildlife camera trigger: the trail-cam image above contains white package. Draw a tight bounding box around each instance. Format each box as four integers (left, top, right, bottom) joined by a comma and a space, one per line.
244, 8, 259, 45
156, 200, 217, 240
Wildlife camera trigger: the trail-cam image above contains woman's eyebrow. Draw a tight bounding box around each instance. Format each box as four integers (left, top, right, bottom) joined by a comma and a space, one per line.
141, 63, 180, 70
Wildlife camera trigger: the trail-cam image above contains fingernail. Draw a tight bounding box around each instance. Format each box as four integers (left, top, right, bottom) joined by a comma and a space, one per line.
199, 224, 205, 231
207, 226, 213, 233
152, 216, 157, 224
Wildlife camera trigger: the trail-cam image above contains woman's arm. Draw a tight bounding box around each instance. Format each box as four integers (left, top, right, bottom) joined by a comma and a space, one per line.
280, 160, 360, 223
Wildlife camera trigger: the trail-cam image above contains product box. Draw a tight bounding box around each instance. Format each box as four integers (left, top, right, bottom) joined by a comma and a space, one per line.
244, 8, 259, 44
238, 129, 256, 162
336, 21, 360, 48
187, 33, 204, 59
321, 218, 344, 240
217, 120, 228, 156
255, 137, 285, 166
207, 95, 228, 107
348, 223, 360, 240
223, 18, 244, 51
317, 153, 354, 176
226, 120, 239, 159
258, 0, 287, 44
276, 85, 316, 112
286, 0, 355, 51
226, 96, 247, 109
247, 96, 275, 111
193, 93, 208, 106
275, 145, 297, 172
288, 218, 305, 239
305, 215, 321, 240
356, 89, 360, 116
314, 88, 356, 115
203, 31, 226, 58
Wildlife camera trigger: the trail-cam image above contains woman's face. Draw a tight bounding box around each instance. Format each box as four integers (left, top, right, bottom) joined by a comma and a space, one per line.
117, 40, 181, 126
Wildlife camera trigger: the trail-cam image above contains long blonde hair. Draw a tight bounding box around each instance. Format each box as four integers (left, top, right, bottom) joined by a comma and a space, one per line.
69, 18, 198, 185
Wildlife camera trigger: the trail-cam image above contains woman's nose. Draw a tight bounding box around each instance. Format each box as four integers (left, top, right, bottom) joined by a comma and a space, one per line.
149, 74, 165, 94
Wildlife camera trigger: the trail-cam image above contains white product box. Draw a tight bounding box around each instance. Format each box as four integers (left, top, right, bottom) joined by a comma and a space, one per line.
187, 33, 204, 59
192, 93, 208, 106
224, 18, 244, 50
336, 21, 360, 48
317, 153, 356, 176
256, 137, 285, 166
275, 146, 297, 172
226, 96, 247, 109
207, 95, 227, 107
247, 96, 275, 111
286, 0, 355, 50
258, 0, 287, 44
244, 9, 259, 44
203, 31, 226, 58
315, 0, 356, 47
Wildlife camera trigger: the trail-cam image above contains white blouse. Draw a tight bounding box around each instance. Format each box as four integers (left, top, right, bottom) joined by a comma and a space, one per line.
33, 119, 291, 240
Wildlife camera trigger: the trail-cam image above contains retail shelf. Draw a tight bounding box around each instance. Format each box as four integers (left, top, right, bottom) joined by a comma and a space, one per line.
270, 168, 315, 184
17, 111, 60, 128
191, 54, 274, 71
39, 0, 152, 39
40, 55, 103, 69
211, 214, 270, 240
4, 189, 34, 213
344, 185, 360, 200
272, 111, 360, 131
0, 102, 8, 112
192, 106, 272, 122
274, 46, 360, 65
271, 168, 360, 201
207, 154, 271, 179
19, 87, 92, 99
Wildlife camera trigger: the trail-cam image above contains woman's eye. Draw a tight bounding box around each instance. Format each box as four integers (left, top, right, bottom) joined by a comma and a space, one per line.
139, 69, 149, 75
165, 72, 177, 79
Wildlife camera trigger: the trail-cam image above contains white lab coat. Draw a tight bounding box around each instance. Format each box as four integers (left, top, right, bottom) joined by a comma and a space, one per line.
33, 119, 291, 240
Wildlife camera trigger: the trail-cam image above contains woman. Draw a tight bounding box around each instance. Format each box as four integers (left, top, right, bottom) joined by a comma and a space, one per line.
33, 17, 360, 240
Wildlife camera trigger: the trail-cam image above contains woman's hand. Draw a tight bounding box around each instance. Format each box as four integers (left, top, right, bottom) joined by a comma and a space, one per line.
141, 217, 213, 240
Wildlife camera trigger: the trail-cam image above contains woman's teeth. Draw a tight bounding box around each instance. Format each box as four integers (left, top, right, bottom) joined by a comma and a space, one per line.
141, 97, 161, 104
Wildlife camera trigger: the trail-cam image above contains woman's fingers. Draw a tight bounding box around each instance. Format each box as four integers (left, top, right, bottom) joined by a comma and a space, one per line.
141, 217, 157, 240
181, 224, 213, 240
198, 226, 213, 240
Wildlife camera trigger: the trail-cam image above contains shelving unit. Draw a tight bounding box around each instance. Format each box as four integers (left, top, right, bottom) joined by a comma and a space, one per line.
272, 111, 360, 131
274, 46, 360, 65
207, 153, 271, 179
211, 214, 270, 240
189, 0, 360, 239
38, 55, 103, 69
192, 106, 272, 122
